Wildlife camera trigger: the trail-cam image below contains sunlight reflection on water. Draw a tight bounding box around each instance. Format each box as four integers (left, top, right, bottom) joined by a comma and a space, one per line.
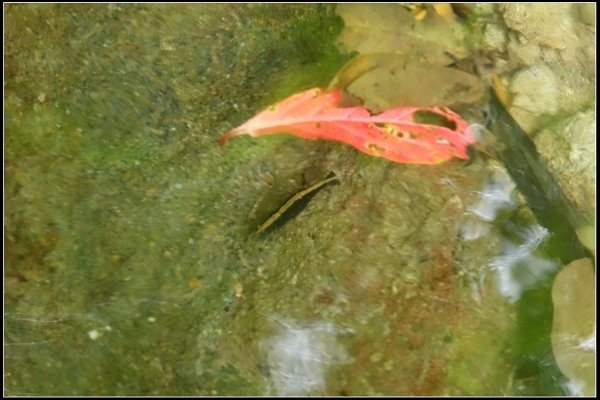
262, 315, 352, 396
489, 224, 557, 301
460, 165, 558, 301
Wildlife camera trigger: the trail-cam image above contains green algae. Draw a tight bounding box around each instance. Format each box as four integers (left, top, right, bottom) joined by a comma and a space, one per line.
5, 4, 346, 395
5, 3, 590, 396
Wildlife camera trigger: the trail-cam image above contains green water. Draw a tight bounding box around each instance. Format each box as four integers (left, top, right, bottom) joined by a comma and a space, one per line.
4, 4, 594, 396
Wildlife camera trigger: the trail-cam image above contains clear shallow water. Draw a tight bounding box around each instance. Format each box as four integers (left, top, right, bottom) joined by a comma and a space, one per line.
4, 4, 595, 396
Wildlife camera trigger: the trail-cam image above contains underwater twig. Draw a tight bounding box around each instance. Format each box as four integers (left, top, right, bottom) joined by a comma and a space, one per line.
253, 172, 340, 236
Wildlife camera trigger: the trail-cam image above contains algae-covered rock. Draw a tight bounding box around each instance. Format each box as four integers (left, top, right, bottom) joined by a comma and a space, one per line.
4, 4, 347, 396
208, 139, 514, 395
6, 3, 573, 396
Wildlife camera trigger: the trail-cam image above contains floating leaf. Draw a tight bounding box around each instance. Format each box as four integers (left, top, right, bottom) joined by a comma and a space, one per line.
220, 87, 475, 165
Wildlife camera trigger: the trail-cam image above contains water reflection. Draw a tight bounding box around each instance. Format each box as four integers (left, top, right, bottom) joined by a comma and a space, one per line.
490, 224, 557, 301
461, 166, 558, 301
460, 165, 516, 241
261, 315, 352, 396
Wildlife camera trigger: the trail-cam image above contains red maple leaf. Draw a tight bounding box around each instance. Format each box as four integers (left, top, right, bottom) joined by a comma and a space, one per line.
220, 88, 475, 164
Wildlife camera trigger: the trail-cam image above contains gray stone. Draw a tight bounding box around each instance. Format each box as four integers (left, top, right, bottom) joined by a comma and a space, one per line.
577, 3, 596, 26
483, 22, 507, 53
502, 4, 576, 52
502, 4, 595, 131
508, 63, 559, 131
534, 110, 596, 219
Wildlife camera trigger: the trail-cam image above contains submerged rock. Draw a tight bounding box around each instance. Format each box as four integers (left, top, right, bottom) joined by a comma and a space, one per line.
551, 257, 595, 397
502, 4, 595, 132
535, 110, 596, 221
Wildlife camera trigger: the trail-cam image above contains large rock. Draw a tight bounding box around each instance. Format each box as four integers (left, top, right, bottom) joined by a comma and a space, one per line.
502, 4, 595, 131
551, 258, 596, 397
535, 111, 596, 220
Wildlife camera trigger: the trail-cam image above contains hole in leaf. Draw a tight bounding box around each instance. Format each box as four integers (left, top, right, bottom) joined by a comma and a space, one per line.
399, 131, 417, 140
412, 110, 457, 130
367, 143, 386, 155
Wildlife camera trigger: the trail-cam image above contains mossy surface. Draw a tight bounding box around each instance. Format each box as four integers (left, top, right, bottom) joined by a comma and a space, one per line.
5, 4, 346, 395
5, 4, 582, 396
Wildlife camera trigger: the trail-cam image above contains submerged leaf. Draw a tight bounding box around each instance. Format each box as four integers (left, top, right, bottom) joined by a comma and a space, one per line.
329, 53, 484, 112
220, 88, 475, 165
335, 4, 468, 65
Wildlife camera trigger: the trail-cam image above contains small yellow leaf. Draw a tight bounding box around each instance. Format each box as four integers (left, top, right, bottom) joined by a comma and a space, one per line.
413, 7, 428, 21
433, 4, 455, 22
